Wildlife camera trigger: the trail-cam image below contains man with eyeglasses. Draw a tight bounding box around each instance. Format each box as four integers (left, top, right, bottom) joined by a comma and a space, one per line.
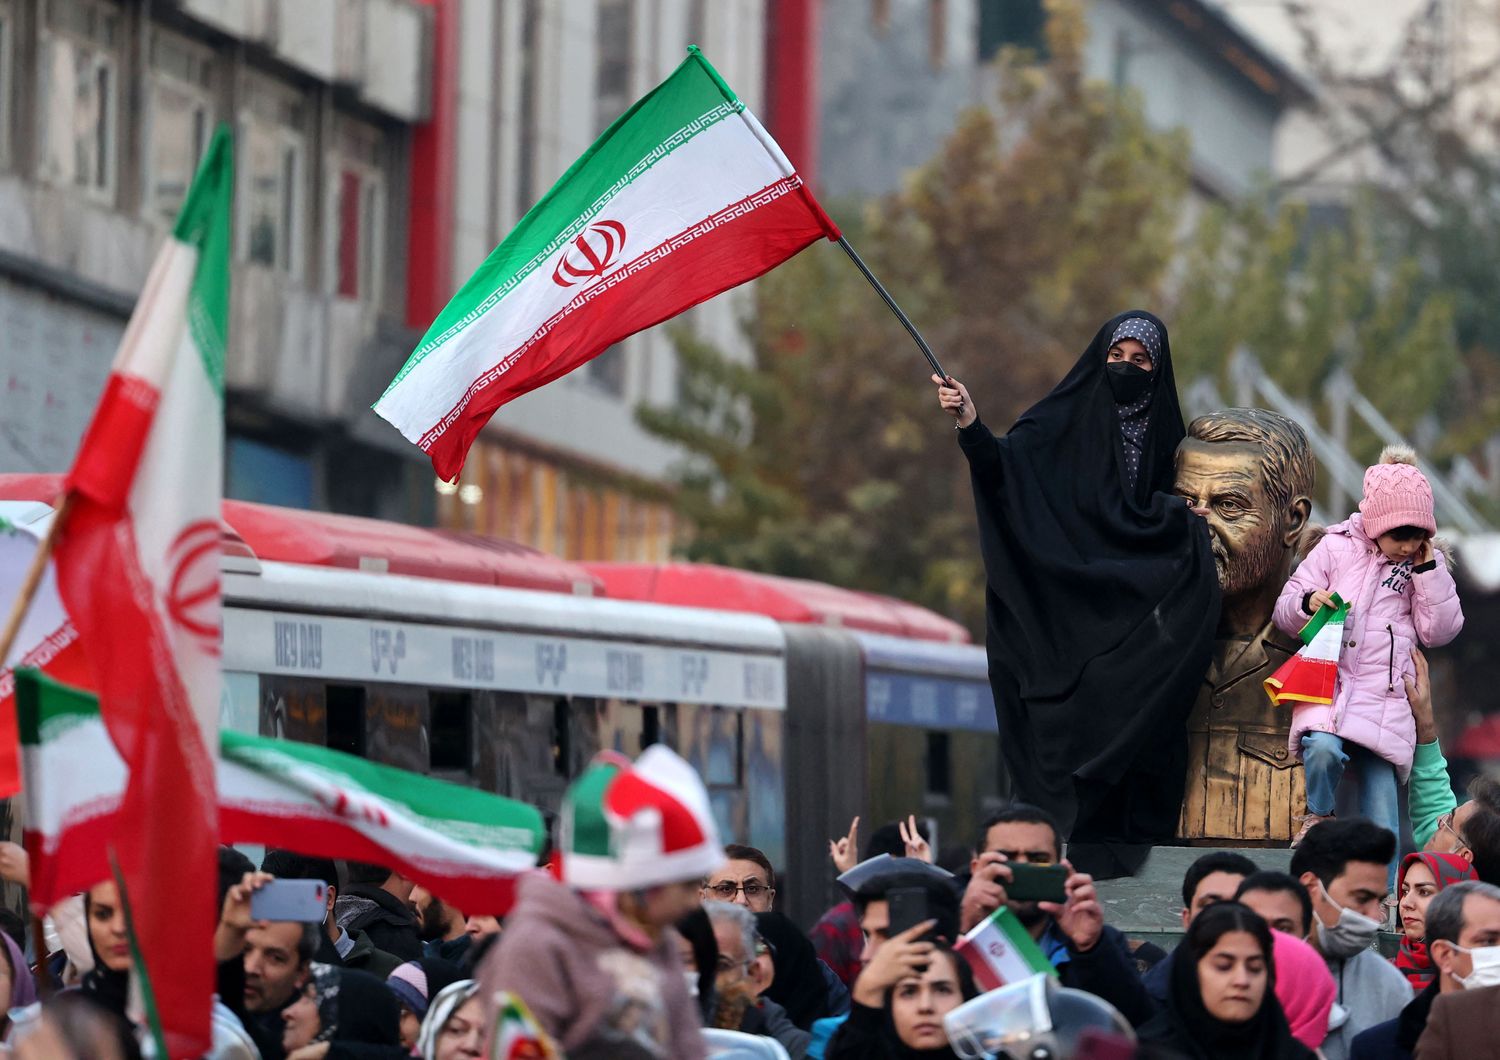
705, 901, 810, 1058
702, 844, 777, 913
1406, 651, 1500, 883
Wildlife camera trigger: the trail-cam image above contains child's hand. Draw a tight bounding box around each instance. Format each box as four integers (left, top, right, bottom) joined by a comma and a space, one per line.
1417, 538, 1435, 566
1308, 589, 1338, 613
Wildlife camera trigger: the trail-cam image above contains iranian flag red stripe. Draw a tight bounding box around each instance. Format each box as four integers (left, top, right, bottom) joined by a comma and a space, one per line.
374, 47, 840, 480
51, 127, 233, 1058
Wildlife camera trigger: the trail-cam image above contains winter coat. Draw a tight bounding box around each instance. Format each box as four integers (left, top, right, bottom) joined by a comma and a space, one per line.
475, 872, 705, 1060
1274, 515, 1463, 777
335, 885, 424, 963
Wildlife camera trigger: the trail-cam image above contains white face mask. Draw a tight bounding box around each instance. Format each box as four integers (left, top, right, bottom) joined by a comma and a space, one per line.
683, 972, 700, 998
1448, 944, 1500, 990
1315, 883, 1383, 959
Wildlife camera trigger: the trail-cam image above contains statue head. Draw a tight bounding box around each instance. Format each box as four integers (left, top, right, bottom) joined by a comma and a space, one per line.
1174, 409, 1314, 604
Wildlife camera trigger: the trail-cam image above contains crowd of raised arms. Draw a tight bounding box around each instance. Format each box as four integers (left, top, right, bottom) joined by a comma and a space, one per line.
0, 696, 1490, 1060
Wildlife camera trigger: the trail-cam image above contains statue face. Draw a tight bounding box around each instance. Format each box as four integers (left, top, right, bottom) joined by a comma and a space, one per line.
1174, 439, 1286, 599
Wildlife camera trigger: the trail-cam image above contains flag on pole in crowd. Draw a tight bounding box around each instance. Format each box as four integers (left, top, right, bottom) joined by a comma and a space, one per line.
488, 992, 563, 1059
50, 124, 233, 1058
374, 46, 841, 481
955, 907, 1058, 993
1264, 594, 1349, 707
14, 668, 125, 910
0, 517, 91, 798
219, 730, 545, 913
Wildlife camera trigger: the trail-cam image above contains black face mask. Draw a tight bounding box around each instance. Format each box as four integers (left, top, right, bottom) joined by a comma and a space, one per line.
1106, 361, 1152, 404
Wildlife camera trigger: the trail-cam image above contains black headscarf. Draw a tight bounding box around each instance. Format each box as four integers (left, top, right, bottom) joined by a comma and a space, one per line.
304, 963, 403, 1046
756, 911, 833, 1031
78, 890, 130, 1019
1138, 904, 1312, 1060
959, 310, 1219, 853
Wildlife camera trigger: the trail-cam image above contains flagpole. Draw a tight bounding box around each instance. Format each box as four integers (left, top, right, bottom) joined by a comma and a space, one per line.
0, 494, 73, 669
836, 236, 951, 383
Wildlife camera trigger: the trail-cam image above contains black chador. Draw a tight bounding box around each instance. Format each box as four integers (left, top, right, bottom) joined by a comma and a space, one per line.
956, 311, 1220, 867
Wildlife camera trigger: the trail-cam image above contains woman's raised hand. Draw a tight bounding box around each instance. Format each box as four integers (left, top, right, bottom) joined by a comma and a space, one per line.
933, 374, 976, 429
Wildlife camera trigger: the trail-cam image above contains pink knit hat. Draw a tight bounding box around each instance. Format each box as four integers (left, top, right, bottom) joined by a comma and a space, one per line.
1360, 445, 1435, 537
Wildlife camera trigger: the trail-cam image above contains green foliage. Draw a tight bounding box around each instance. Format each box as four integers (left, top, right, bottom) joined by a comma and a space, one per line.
640, 0, 1189, 629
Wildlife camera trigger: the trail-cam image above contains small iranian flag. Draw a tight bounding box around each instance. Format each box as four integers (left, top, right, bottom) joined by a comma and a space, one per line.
375, 47, 841, 480
219, 731, 546, 913
51, 125, 233, 1057
0, 517, 91, 798
1264, 594, 1349, 707
489, 992, 562, 1059
955, 907, 1058, 992
14, 668, 125, 910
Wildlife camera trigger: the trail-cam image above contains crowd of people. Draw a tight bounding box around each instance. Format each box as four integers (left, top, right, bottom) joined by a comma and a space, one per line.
0, 707, 1486, 1060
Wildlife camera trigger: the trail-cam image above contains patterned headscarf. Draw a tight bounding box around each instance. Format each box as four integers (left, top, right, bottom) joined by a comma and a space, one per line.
1394, 851, 1478, 989
307, 962, 342, 1044
1108, 317, 1162, 490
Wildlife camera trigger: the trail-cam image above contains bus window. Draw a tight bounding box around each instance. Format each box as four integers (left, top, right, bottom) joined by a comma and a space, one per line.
326, 684, 365, 757
642, 705, 659, 750
926, 732, 952, 799
552, 698, 570, 777
429, 692, 472, 773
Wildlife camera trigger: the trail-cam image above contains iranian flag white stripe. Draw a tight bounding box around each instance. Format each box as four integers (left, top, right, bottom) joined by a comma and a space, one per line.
955, 907, 1058, 993
1264, 597, 1349, 707
52, 126, 233, 1058
0, 517, 90, 798
374, 46, 840, 480
17, 663, 543, 916
219, 730, 545, 913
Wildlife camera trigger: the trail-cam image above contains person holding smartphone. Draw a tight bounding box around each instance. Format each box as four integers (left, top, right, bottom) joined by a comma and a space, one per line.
826, 933, 978, 1059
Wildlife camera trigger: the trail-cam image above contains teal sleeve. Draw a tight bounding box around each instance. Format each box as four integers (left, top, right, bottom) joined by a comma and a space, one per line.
1410, 739, 1458, 850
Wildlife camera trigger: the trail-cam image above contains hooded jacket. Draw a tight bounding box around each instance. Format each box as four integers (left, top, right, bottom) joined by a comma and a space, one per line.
475, 872, 705, 1059
1275, 515, 1464, 776
335, 885, 423, 963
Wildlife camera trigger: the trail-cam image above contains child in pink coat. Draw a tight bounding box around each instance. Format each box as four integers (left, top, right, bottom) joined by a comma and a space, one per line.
1275, 447, 1464, 868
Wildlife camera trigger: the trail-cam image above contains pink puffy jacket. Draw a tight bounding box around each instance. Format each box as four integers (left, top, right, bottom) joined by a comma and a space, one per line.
1274, 514, 1464, 778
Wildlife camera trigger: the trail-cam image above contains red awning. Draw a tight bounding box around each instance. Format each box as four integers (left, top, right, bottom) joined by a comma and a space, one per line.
584, 562, 970, 643
0, 475, 602, 596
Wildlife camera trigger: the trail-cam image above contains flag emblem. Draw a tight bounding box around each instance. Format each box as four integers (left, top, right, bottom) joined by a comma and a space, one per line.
553, 220, 628, 287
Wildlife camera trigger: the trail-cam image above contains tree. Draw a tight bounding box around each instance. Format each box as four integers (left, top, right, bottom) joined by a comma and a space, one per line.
640, 0, 1190, 628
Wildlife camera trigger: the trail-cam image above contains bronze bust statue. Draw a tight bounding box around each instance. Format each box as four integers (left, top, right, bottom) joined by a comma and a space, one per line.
1173, 409, 1315, 843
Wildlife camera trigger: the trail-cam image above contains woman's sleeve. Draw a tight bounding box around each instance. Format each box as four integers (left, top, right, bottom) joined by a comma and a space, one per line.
956, 418, 1006, 486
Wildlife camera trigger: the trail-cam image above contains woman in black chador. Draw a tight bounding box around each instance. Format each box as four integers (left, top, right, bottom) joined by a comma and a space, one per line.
935, 311, 1219, 869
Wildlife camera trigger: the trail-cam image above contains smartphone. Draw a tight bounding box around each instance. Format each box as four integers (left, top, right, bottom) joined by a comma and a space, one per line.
1004, 863, 1068, 904
887, 886, 930, 938
251, 879, 328, 923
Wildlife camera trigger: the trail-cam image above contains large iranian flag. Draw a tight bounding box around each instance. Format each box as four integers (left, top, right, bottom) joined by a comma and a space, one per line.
0, 517, 91, 797
51, 126, 232, 1058
220, 730, 545, 912
374, 47, 841, 480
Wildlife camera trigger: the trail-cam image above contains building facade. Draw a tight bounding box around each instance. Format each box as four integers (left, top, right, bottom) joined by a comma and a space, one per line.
0, 0, 767, 562
771, 0, 1306, 203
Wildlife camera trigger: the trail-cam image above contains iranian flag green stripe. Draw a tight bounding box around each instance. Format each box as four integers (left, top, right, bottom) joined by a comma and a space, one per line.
219, 731, 545, 913
374, 46, 840, 480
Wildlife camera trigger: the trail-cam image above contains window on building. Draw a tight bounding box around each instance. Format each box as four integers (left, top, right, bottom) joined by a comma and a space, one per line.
978, 0, 1047, 62
0, 0, 13, 169
929, 0, 948, 69
37, 0, 119, 199
147, 32, 215, 222
595, 0, 633, 134
428, 692, 472, 772
238, 76, 308, 277
516, 0, 542, 218
328, 119, 387, 304
586, 342, 627, 397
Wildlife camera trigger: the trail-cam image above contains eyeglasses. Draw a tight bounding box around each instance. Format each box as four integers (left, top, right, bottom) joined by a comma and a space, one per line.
1438, 810, 1470, 850
715, 954, 753, 974
704, 879, 772, 900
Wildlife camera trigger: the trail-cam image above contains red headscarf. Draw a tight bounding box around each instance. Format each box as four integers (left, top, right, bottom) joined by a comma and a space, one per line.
1394, 851, 1478, 989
